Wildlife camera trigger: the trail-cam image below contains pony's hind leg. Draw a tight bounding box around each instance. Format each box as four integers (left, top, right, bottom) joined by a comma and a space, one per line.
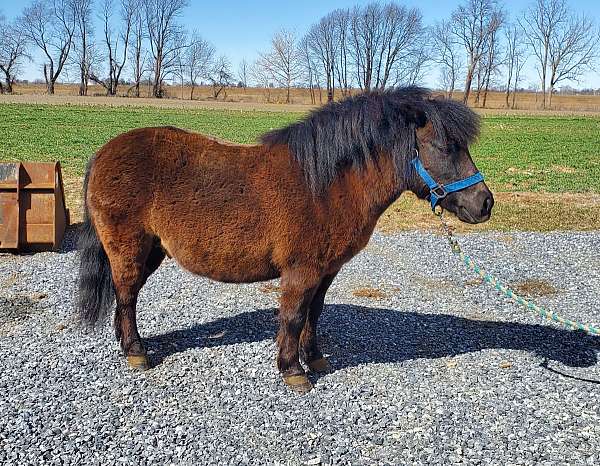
113, 241, 165, 348
98, 225, 154, 370
277, 268, 321, 394
300, 273, 337, 373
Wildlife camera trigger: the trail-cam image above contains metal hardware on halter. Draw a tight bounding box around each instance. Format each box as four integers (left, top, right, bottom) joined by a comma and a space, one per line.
430, 185, 448, 200
410, 150, 485, 211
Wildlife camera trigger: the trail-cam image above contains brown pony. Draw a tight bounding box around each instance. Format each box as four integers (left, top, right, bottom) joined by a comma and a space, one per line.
78, 87, 493, 393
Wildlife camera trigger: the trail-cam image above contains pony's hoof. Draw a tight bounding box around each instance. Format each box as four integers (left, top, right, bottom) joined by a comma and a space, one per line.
127, 355, 149, 371
307, 357, 332, 373
283, 374, 313, 394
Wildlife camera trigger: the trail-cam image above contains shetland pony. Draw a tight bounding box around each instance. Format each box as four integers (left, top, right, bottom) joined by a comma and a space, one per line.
78, 87, 493, 393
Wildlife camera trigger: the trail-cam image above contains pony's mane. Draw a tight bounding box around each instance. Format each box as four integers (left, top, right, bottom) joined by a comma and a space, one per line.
260, 87, 480, 193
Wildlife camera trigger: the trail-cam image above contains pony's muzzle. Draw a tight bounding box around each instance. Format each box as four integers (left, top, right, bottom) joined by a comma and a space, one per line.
446, 184, 494, 224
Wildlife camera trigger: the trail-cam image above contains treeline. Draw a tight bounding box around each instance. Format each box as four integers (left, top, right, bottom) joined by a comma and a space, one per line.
0, 0, 598, 109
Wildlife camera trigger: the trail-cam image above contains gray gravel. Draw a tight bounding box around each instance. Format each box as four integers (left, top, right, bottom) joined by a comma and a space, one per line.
1, 227, 599, 465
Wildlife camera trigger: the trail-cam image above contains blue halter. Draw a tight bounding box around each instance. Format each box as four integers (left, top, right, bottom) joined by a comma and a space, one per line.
411, 151, 485, 211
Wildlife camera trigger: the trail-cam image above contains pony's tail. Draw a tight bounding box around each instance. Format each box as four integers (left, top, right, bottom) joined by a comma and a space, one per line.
77, 157, 114, 326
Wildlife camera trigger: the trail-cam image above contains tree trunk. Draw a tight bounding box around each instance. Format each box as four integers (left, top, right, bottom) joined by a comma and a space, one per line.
108, 82, 117, 96
190, 84, 195, 100
79, 76, 88, 96
482, 83, 490, 108
79, 62, 88, 96
44, 64, 55, 95
153, 56, 162, 98
463, 65, 474, 104
3, 71, 13, 94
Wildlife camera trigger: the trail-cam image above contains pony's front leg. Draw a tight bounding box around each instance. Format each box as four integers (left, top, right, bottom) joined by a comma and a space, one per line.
277, 268, 320, 394
300, 272, 338, 373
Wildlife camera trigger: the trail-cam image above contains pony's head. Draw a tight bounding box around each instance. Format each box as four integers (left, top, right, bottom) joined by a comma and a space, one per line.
406, 96, 494, 224
260, 87, 494, 224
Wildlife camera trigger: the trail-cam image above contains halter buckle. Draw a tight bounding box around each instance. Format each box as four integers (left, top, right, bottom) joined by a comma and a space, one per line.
430, 185, 448, 199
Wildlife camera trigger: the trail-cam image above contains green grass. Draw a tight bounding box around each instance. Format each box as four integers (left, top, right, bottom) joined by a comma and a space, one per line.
473, 115, 600, 193
0, 103, 599, 193
0, 103, 299, 178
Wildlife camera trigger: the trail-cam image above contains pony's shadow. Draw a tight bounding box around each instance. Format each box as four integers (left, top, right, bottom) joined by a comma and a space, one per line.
145, 305, 599, 372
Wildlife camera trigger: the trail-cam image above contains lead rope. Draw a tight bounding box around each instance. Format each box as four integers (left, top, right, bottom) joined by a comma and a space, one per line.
435, 208, 600, 337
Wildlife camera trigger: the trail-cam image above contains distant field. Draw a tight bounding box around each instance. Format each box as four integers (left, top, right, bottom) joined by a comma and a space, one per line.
0, 102, 599, 231
8, 82, 600, 113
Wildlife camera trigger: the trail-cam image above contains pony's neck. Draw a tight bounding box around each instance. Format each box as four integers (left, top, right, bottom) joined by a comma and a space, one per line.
328, 152, 405, 225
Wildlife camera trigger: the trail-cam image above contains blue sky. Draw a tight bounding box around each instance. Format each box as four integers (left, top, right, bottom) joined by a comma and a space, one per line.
1, 0, 599, 88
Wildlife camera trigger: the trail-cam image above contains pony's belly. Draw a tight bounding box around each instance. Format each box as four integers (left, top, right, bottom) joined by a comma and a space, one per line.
167, 242, 279, 283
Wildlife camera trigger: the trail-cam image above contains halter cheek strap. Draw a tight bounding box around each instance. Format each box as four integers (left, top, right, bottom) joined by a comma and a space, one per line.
411, 153, 485, 211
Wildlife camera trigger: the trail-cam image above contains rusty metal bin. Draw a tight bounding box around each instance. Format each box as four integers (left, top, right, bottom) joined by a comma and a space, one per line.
0, 162, 70, 251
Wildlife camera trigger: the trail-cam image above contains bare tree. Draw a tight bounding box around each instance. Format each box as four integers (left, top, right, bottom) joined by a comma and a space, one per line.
72, 0, 93, 95
378, 3, 427, 88
0, 16, 30, 94
349, 3, 377, 92
184, 33, 214, 99
237, 58, 248, 89
251, 58, 273, 102
173, 35, 187, 99
475, 10, 504, 107
257, 29, 302, 104
332, 8, 351, 96
208, 55, 232, 99
143, 0, 188, 97
128, 7, 146, 97
90, 0, 136, 96
520, 0, 567, 108
395, 43, 431, 87
432, 20, 463, 98
547, 14, 599, 107
504, 23, 527, 108
307, 12, 337, 101
21, 0, 77, 94
298, 35, 319, 104
451, 0, 502, 103
350, 2, 426, 91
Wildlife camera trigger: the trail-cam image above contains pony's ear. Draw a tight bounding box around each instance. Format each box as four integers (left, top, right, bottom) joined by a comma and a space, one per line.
401, 104, 427, 128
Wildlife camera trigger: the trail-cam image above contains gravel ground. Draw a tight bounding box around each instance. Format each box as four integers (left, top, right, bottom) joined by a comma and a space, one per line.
1, 228, 599, 465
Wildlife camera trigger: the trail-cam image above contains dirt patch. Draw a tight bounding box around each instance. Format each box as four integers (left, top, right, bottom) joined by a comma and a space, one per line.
413, 277, 457, 292
506, 167, 535, 176
512, 279, 558, 297
550, 165, 577, 174
352, 287, 387, 299
1, 273, 19, 288
464, 278, 484, 287
259, 283, 281, 294
0, 293, 44, 335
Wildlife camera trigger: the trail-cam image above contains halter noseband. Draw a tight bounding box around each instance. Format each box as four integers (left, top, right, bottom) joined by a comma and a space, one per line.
411, 150, 485, 211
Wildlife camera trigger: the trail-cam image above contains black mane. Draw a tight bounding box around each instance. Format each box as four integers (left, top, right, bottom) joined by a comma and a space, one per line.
260, 87, 480, 194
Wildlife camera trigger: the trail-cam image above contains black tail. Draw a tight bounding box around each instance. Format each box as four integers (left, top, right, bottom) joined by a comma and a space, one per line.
77, 157, 114, 325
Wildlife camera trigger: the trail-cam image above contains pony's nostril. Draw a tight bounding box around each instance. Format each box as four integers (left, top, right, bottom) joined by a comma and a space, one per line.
482, 195, 493, 216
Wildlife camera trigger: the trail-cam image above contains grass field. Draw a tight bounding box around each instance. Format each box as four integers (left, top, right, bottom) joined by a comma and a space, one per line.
1, 102, 599, 231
